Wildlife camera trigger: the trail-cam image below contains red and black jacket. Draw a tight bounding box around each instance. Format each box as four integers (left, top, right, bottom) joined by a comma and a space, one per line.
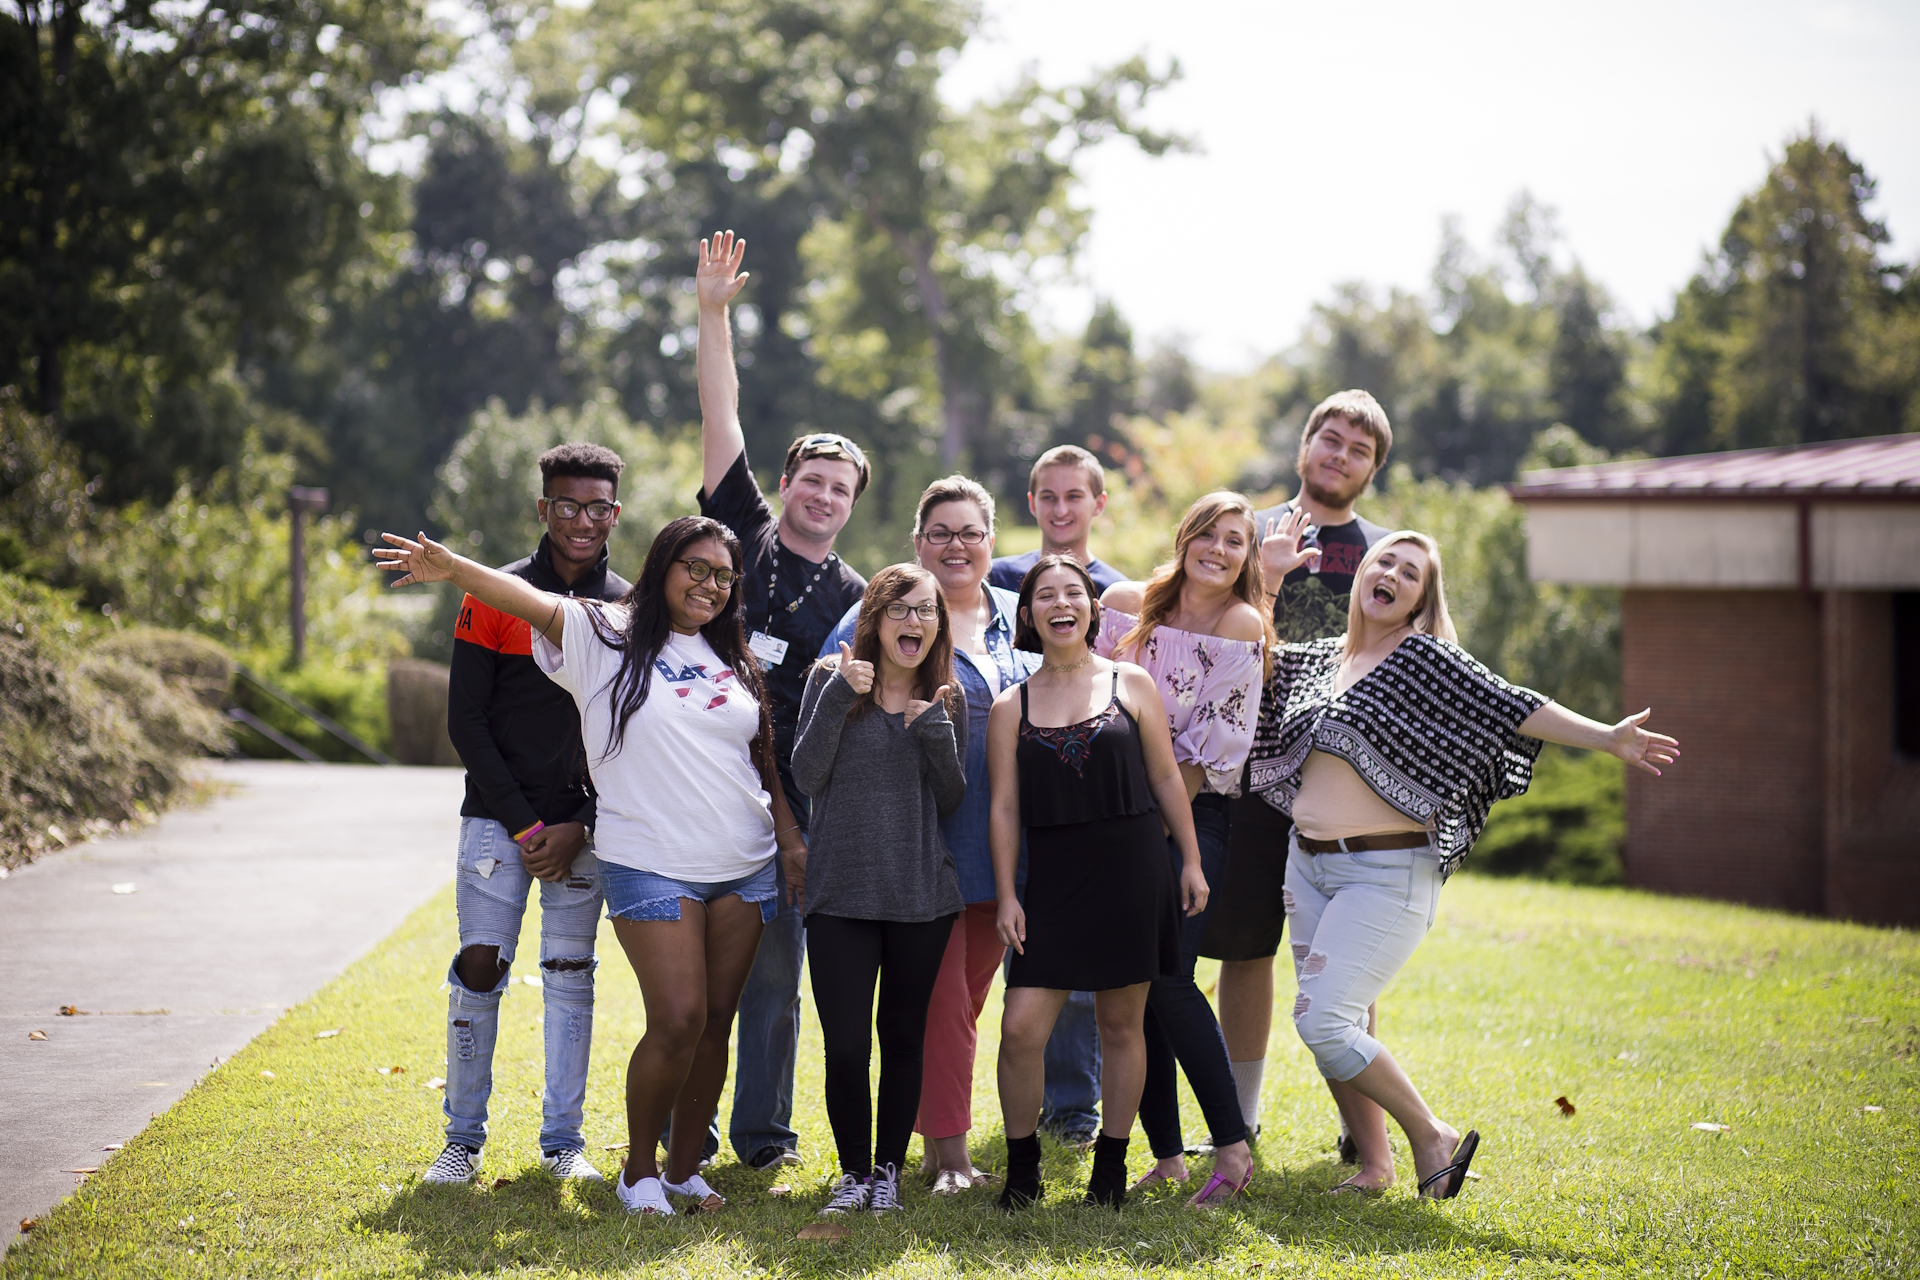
449, 536, 633, 836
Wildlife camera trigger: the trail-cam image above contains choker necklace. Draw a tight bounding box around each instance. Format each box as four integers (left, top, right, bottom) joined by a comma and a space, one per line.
1042, 651, 1093, 674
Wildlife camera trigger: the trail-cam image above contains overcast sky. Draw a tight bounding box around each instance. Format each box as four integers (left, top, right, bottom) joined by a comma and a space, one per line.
939, 0, 1920, 370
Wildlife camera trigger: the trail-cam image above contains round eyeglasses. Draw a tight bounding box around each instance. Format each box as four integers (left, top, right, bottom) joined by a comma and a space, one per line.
884, 602, 940, 621
679, 559, 739, 588
545, 499, 618, 523
919, 527, 988, 546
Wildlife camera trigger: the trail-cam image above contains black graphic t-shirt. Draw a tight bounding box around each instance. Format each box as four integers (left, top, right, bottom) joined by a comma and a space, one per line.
700, 450, 867, 764
1251, 500, 1390, 644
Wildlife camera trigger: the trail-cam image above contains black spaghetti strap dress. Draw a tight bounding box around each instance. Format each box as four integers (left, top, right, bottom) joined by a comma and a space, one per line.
1009, 668, 1181, 992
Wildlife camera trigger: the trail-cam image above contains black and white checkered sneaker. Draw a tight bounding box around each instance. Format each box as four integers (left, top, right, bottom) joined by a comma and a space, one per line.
423, 1143, 479, 1185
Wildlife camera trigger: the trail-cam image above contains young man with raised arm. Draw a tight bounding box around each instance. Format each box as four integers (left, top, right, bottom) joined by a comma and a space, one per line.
1202, 389, 1393, 1165
695, 231, 870, 1171
425, 443, 634, 1186
987, 445, 1126, 595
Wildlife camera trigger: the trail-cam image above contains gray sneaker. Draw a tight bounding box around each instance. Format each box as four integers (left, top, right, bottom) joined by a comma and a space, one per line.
868, 1162, 902, 1214
749, 1144, 803, 1171
423, 1143, 479, 1185
819, 1172, 870, 1216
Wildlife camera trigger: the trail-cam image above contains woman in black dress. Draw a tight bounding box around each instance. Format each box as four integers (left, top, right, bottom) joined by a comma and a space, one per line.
986, 555, 1207, 1210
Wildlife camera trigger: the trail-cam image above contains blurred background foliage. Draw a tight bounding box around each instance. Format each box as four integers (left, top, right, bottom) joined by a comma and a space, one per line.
4, 0, 1918, 875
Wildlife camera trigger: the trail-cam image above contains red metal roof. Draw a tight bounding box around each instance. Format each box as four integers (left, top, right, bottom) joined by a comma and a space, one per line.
1510, 432, 1920, 501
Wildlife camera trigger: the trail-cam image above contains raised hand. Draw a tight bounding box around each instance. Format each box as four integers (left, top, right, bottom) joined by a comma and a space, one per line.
1259, 510, 1322, 585
375, 531, 459, 588
696, 230, 749, 309
836, 641, 875, 695
904, 684, 952, 726
1607, 708, 1680, 776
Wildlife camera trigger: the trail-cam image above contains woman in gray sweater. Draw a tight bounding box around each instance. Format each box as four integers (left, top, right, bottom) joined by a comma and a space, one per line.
791, 563, 968, 1217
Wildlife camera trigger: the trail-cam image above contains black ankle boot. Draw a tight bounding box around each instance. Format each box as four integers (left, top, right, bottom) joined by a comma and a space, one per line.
999, 1133, 1043, 1210
1084, 1132, 1129, 1208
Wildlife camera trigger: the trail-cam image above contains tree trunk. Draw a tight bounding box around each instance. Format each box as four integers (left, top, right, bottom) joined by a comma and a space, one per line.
869, 212, 981, 466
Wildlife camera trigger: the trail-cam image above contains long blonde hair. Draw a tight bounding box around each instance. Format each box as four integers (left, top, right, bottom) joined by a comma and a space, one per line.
1117, 491, 1275, 677
1343, 530, 1456, 659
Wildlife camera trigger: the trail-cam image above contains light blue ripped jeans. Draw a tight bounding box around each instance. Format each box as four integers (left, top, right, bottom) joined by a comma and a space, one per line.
444, 816, 602, 1155
1283, 833, 1442, 1082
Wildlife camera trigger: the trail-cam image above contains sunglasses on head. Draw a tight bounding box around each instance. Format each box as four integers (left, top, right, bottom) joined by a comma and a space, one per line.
794, 433, 868, 468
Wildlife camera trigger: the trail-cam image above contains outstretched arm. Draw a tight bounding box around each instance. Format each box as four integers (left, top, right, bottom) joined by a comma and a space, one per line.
1519, 703, 1680, 777
376, 533, 566, 646
697, 230, 750, 498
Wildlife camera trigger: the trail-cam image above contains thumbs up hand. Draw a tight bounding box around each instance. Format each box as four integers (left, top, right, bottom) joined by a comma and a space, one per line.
904, 684, 951, 727
836, 641, 874, 694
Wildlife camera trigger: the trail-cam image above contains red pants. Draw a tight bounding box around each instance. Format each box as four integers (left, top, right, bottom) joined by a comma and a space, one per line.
914, 901, 1005, 1138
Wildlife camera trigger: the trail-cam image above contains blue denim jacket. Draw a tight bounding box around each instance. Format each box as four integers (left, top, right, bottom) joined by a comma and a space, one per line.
821, 585, 1037, 903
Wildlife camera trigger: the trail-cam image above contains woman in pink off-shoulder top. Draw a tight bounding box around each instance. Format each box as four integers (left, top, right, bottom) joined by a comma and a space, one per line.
1094, 491, 1272, 1206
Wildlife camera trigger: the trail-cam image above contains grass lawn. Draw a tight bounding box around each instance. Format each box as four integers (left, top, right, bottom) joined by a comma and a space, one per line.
6, 875, 1916, 1278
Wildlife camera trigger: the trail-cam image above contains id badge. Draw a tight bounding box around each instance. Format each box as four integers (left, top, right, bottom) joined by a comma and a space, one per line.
748, 630, 790, 666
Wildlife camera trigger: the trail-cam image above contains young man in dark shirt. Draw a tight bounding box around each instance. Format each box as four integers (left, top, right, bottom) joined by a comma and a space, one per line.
695, 231, 869, 1170
988, 446, 1126, 595
425, 443, 634, 1186
1204, 390, 1392, 1169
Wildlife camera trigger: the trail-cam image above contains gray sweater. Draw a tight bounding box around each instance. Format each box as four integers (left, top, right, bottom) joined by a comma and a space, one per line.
792, 664, 968, 922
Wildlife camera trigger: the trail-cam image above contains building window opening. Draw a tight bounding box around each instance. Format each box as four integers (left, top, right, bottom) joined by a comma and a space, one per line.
1896, 593, 1920, 759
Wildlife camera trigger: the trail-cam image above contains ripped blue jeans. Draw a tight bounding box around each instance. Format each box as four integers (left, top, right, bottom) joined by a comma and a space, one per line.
444, 817, 602, 1155
1282, 834, 1442, 1082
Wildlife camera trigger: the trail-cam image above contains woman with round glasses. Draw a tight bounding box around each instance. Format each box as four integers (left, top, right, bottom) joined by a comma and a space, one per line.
792, 564, 967, 1216
378, 516, 805, 1217
819, 473, 1040, 1194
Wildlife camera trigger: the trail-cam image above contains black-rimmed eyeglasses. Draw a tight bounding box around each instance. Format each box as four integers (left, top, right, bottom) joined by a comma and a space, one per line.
884, 602, 940, 621
544, 498, 618, 523
919, 527, 988, 546
679, 559, 739, 588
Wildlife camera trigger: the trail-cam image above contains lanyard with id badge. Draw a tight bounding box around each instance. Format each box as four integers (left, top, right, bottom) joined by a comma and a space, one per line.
750, 539, 837, 670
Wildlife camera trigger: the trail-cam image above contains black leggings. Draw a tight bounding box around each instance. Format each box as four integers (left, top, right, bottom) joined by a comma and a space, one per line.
805, 912, 957, 1176
1140, 795, 1252, 1158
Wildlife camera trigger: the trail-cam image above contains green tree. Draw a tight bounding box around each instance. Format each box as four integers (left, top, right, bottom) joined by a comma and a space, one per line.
0, 1, 435, 499
1649, 126, 1919, 453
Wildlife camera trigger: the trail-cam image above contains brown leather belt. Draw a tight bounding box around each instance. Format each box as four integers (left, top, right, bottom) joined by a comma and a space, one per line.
1296, 831, 1431, 855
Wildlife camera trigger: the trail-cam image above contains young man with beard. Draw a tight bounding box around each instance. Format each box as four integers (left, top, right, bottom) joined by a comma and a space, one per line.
425, 442, 633, 1186
1202, 390, 1393, 1167
695, 231, 870, 1171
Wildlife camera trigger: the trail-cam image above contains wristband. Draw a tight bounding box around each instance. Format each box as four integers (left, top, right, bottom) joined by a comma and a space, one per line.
513, 821, 546, 844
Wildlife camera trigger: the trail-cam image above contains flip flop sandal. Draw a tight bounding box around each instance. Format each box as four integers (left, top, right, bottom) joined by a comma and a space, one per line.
1130, 1167, 1178, 1193
929, 1169, 973, 1196
1187, 1164, 1253, 1207
1327, 1176, 1387, 1197
1417, 1130, 1480, 1201
663, 1172, 726, 1212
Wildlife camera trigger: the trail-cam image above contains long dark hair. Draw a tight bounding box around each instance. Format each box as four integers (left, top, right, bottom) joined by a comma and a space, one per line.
820, 563, 961, 721
590, 516, 772, 769
1012, 554, 1102, 653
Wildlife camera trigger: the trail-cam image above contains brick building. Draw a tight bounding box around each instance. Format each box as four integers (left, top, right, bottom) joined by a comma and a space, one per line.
1510, 433, 1920, 926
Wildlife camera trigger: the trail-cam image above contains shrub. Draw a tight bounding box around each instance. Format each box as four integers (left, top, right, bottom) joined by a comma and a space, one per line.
1468, 746, 1625, 885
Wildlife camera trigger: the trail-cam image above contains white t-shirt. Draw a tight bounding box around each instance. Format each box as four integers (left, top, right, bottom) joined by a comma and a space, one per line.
534, 598, 777, 879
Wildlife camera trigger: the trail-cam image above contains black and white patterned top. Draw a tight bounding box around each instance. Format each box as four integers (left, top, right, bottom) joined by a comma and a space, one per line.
1247, 634, 1550, 879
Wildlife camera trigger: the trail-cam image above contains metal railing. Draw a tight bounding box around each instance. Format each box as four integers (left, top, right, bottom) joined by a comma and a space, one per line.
229, 664, 394, 766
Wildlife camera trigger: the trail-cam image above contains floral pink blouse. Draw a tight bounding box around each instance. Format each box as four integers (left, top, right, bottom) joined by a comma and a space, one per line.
1095, 607, 1264, 795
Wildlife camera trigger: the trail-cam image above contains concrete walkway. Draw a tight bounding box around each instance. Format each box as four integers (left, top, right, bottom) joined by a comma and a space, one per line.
0, 761, 464, 1249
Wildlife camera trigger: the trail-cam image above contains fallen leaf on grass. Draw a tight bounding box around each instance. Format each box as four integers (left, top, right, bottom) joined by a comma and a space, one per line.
17, 1219, 34, 1234
601, 1142, 629, 1151
28, 1030, 47, 1041
1863, 1105, 1883, 1113
376, 1066, 405, 1075
797, 1222, 849, 1240
491, 1177, 513, 1191
103, 1144, 122, 1151
1465, 1170, 1482, 1180
766, 1184, 791, 1196
111, 883, 135, 895
315, 1029, 342, 1039
1554, 1095, 1577, 1116
424, 1077, 446, 1090
259, 1071, 275, 1080
1691, 1122, 1730, 1133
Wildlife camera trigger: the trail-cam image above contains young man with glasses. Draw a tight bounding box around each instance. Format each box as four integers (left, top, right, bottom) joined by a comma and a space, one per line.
425, 442, 633, 1185
695, 231, 870, 1171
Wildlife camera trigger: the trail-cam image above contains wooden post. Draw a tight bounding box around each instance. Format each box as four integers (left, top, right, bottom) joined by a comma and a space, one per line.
288, 487, 330, 665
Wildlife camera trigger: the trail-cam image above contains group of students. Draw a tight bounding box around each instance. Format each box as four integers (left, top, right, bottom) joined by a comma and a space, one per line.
377, 231, 1679, 1218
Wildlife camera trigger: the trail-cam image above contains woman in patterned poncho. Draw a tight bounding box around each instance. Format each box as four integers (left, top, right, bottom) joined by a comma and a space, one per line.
1246, 530, 1679, 1199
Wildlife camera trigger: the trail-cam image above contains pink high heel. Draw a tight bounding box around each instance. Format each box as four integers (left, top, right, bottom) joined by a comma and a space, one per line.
1186, 1163, 1253, 1207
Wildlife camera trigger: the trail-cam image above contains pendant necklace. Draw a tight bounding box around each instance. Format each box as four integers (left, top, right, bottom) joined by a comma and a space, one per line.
765, 540, 837, 628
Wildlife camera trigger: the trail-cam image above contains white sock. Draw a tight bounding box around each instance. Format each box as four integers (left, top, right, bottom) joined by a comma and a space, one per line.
1230, 1058, 1266, 1132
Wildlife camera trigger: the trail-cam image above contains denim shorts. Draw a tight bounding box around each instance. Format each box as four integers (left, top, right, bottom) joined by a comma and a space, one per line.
599, 857, 781, 924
